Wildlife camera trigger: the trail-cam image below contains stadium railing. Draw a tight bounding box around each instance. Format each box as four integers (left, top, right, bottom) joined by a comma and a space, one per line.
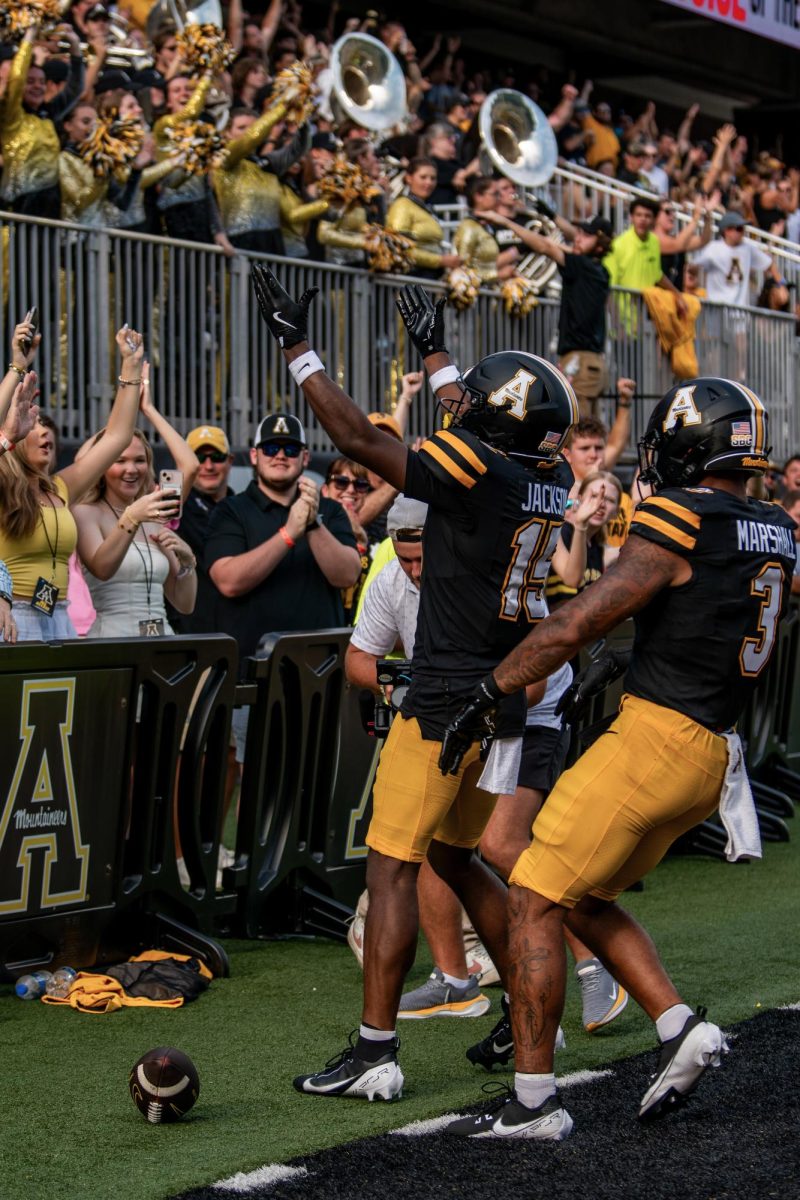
1, 209, 797, 461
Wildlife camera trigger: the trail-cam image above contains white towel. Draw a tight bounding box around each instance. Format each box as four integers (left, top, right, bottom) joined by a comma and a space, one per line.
477, 736, 522, 795
719, 732, 762, 862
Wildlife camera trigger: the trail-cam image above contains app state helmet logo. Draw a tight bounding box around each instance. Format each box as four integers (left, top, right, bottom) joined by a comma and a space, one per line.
662, 385, 701, 431
487, 369, 536, 422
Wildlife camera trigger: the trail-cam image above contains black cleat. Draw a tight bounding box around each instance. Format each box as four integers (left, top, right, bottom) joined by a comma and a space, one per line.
447, 1083, 573, 1140
293, 1032, 404, 1101
466, 995, 514, 1070
639, 1007, 728, 1120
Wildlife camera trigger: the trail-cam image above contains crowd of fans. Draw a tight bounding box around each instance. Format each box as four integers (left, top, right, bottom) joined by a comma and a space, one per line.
1, 0, 799, 319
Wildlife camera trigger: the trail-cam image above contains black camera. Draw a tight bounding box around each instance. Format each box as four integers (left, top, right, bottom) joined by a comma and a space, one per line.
373, 658, 412, 739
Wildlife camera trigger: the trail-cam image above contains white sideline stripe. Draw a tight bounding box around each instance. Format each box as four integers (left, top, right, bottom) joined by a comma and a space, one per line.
212, 1165, 308, 1193
390, 1113, 462, 1137
391, 1068, 613, 1137
779, 1002, 800, 1010
558, 1068, 614, 1088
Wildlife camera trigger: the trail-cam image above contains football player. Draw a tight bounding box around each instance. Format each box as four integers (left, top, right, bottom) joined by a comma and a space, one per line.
252, 267, 585, 1101
440, 378, 797, 1140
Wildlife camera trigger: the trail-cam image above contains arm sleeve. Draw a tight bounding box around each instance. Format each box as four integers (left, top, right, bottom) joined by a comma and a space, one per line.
203, 500, 248, 569
44, 54, 85, 124
3, 39, 32, 137
403, 429, 488, 516
751, 245, 773, 273
261, 123, 311, 177
220, 99, 289, 170
319, 498, 358, 549
602, 244, 620, 285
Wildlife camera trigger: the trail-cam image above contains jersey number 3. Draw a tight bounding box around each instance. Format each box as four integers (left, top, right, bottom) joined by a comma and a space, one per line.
739, 562, 784, 678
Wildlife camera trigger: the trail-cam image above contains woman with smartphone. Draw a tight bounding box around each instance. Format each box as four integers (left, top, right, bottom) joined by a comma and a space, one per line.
73, 362, 199, 637
0, 316, 148, 641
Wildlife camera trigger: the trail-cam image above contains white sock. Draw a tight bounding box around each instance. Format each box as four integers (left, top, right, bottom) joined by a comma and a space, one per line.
504, 991, 510, 1006
359, 1023, 396, 1042
441, 971, 470, 988
655, 1003, 694, 1043
515, 1071, 556, 1109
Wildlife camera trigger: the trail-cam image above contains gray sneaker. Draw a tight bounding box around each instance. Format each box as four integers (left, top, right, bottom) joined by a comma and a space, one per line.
576, 958, 629, 1032
398, 968, 491, 1019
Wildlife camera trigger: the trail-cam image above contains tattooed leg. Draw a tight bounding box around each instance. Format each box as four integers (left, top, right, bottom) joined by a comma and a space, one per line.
507, 883, 568, 1074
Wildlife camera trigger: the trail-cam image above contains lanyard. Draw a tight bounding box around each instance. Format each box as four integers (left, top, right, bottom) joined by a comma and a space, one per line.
39, 492, 60, 582
104, 497, 154, 615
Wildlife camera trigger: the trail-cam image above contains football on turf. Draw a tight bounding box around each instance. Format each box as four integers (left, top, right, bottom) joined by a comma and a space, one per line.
129, 1046, 200, 1124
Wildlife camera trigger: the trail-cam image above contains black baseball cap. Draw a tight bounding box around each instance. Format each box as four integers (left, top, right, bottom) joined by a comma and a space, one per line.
311, 131, 338, 152
130, 68, 167, 91
44, 59, 69, 83
95, 69, 133, 95
87, 3, 111, 18
578, 215, 613, 239
254, 413, 307, 446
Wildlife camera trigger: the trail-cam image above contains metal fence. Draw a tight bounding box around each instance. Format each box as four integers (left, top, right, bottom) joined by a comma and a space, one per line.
1, 208, 797, 459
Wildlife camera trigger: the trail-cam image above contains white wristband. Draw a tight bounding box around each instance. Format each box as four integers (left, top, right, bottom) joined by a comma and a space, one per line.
429, 364, 462, 393
288, 350, 324, 386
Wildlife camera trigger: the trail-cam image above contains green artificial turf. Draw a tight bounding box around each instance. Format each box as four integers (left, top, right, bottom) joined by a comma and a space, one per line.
1, 835, 797, 1200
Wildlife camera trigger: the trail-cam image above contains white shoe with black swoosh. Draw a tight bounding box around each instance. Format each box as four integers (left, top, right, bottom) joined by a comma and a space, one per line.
447, 1085, 573, 1140
293, 1033, 404, 1101
639, 1007, 728, 1120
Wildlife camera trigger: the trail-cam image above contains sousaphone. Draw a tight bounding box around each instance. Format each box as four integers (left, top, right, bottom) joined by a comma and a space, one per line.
330, 31, 407, 133
479, 89, 562, 291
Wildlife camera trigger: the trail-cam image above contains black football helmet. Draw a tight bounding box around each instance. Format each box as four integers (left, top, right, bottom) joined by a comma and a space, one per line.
638, 377, 771, 490
450, 351, 580, 462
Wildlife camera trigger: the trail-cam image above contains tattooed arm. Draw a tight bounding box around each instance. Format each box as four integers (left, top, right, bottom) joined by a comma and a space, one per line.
494, 535, 687, 694
438, 535, 689, 775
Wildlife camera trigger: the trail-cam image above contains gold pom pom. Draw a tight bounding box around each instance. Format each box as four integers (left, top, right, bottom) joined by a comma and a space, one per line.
319, 157, 382, 208
163, 119, 225, 176
270, 61, 314, 125
500, 276, 539, 317
175, 22, 235, 74
78, 116, 145, 179
364, 225, 414, 274
447, 266, 480, 311
0, 0, 61, 39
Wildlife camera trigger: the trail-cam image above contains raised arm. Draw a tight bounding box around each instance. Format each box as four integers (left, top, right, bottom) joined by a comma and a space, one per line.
604, 377, 635, 470
252, 266, 410, 489
58, 327, 145, 502
138, 361, 199, 500
480, 208, 567, 266
0, 318, 41, 430
219, 98, 289, 170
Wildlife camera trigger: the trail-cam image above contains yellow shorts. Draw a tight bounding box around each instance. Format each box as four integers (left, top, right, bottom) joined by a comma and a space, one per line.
510, 694, 729, 907
366, 715, 498, 863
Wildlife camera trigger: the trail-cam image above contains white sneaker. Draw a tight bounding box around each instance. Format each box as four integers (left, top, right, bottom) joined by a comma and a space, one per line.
447, 1088, 573, 1140
345, 889, 369, 968
639, 1008, 728, 1120
465, 939, 501, 986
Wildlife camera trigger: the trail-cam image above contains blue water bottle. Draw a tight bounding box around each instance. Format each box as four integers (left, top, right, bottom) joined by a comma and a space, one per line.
15, 970, 53, 1000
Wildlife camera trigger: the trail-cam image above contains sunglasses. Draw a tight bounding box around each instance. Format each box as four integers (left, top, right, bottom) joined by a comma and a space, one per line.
328, 474, 371, 493
259, 441, 302, 458
197, 449, 228, 464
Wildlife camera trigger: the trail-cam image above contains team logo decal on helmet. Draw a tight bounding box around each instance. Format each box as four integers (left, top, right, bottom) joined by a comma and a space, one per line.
639, 377, 770, 490
452, 352, 579, 461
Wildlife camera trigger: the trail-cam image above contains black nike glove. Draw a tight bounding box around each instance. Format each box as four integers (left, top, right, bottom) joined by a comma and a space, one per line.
554, 648, 631, 725
439, 674, 504, 777
396, 284, 448, 359
252, 264, 319, 349
534, 196, 557, 221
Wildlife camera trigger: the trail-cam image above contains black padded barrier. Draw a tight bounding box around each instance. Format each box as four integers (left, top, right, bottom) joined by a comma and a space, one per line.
234, 629, 377, 943
0, 635, 238, 980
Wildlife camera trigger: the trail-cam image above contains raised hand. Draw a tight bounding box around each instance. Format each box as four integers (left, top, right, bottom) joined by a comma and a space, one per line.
252, 264, 319, 348
116, 324, 144, 372
4, 371, 40, 445
11, 317, 40, 370
396, 284, 448, 359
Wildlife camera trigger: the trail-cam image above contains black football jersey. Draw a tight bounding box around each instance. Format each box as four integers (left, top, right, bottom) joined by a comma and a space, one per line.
401, 427, 573, 738
625, 486, 796, 730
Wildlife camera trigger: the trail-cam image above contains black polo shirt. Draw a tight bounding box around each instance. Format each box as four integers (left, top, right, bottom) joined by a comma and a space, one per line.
557, 253, 610, 356
204, 480, 357, 663
167, 485, 233, 635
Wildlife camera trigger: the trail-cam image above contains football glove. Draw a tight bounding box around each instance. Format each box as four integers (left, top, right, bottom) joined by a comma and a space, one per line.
252, 264, 319, 349
396, 284, 448, 359
438, 674, 504, 777
554, 648, 631, 725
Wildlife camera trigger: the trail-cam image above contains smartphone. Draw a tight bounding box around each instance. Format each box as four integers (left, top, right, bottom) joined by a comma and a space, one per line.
159, 469, 183, 522
20, 306, 39, 357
